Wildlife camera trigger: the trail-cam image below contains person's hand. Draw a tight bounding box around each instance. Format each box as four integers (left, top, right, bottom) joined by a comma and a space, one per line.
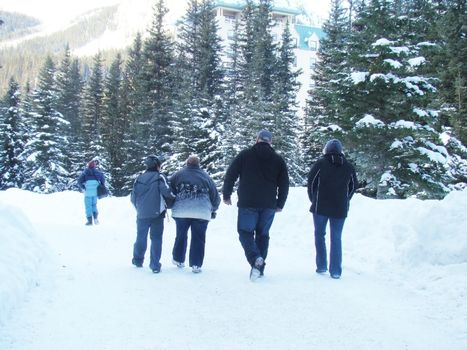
224, 198, 232, 205
276, 208, 282, 213
211, 212, 217, 219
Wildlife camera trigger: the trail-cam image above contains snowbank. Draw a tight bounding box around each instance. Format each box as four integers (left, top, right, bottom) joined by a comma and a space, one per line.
0, 194, 47, 326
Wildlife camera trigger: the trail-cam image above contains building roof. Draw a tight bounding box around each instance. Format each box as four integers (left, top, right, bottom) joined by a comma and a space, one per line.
214, 0, 301, 16
294, 24, 326, 49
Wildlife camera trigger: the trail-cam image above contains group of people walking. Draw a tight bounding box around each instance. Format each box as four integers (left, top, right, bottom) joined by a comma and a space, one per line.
78, 130, 358, 280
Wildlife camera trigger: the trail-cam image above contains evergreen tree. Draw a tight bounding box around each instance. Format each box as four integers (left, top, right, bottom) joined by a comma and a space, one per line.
55, 45, 83, 186
22, 56, 70, 193
304, 0, 350, 165
81, 53, 106, 166
0, 78, 26, 189
139, 0, 175, 154
121, 33, 145, 194
102, 54, 126, 195
272, 21, 303, 185
170, 0, 225, 182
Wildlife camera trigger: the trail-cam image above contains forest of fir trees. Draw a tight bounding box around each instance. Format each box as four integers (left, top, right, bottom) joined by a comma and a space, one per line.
0, 0, 466, 200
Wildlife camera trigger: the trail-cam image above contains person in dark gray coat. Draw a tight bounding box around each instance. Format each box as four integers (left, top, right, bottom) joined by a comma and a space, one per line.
307, 139, 358, 279
169, 155, 220, 273
130, 155, 175, 273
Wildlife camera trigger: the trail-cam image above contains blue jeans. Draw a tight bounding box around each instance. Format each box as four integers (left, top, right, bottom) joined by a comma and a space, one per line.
84, 196, 98, 218
173, 218, 209, 267
133, 215, 164, 270
237, 207, 276, 267
313, 213, 346, 276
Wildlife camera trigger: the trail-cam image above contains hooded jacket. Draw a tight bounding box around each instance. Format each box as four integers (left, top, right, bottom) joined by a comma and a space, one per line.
223, 142, 289, 209
307, 153, 358, 218
131, 169, 174, 219
78, 167, 105, 197
170, 164, 221, 221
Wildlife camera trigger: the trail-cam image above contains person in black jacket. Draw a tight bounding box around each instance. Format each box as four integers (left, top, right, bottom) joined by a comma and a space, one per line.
223, 130, 289, 281
130, 155, 175, 273
307, 139, 358, 279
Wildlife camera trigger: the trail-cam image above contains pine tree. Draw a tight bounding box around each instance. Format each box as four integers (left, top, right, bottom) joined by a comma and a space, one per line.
139, 0, 175, 154
272, 21, 303, 185
22, 56, 70, 193
304, 0, 350, 166
0, 78, 26, 189
102, 53, 126, 195
120, 33, 145, 194
81, 53, 106, 166
169, 0, 225, 182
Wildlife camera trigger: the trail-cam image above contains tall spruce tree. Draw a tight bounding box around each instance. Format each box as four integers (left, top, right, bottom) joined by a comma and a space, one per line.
0, 78, 26, 189
81, 53, 107, 168
139, 0, 175, 155
304, 0, 350, 165
22, 56, 70, 193
272, 21, 303, 185
170, 0, 225, 181
102, 54, 126, 195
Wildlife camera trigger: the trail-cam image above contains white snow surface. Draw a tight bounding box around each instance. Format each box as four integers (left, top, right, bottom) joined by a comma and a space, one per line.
356, 114, 385, 128
0, 188, 466, 349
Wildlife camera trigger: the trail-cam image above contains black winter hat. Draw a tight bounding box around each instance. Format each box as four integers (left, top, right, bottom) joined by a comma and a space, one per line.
324, 139, 343, 155
145, 155, 161, 169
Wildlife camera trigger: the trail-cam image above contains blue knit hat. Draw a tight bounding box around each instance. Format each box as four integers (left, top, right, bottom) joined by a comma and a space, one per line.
145, 155, 161, 169
324, 139, 343, 154
257, 129, 272, 143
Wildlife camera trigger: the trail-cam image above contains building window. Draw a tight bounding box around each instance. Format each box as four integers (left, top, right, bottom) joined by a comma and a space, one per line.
308, 40, 318, 51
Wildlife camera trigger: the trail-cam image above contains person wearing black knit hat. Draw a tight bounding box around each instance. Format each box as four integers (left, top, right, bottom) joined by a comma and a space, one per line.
307, 139, 358, 279
130, 155, 175, 273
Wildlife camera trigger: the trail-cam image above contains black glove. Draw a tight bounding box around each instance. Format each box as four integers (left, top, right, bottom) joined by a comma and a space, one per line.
211, 212, 217, 219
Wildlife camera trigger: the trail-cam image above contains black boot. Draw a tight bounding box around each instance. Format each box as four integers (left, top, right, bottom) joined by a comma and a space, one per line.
85, 217, 93, 225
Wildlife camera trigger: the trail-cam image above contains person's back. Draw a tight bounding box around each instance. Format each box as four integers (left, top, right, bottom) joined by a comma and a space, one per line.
170, 162, 220, 221
131, 170, 167, 219
224, 141, 288, 209
78, 159, 105, 225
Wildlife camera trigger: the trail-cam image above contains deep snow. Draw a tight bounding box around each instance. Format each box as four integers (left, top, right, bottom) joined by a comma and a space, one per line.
0, 188, 466, 349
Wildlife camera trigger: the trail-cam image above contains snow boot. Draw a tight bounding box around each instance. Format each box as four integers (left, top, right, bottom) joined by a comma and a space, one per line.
93, 212, 99, 225
250, 257, 264, 281
85, 217, 93, 226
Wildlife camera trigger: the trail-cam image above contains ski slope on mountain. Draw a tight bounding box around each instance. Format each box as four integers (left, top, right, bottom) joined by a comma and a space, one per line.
0, 188, 466, 349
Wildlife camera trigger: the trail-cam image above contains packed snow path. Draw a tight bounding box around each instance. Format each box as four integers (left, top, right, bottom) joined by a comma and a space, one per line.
1, 189, 466, 349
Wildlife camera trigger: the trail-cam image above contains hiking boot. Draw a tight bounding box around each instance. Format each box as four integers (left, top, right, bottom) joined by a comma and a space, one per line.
132, 258, 143, 268
172, 259, 185, 268
316, 268, 327, 274
192, 266, 202, 274
85, 217, 93, 226
250, 256, 264, 281
152, 267, 161, 274
330, 274, 341, 279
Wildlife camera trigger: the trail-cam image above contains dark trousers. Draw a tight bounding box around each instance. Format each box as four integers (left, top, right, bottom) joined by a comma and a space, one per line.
313, 213, 346, 276
237, 207, 276, 267
133, 215, 164, 270
172, 218, 209, 267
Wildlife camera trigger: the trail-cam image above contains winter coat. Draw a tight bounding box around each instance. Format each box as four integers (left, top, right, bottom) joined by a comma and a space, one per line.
78, 168, 105, 197
223, 142, 289, 209
170, 164, 221, 221
131, 169, 174, 219
307, 153, 358, 218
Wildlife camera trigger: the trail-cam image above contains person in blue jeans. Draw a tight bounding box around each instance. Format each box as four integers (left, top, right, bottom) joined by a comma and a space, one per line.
130, 155, 175, 273
169, 155, 220, 273
78, 159, 105, 225
223, 130, 289, 281
307, 139, 358, 279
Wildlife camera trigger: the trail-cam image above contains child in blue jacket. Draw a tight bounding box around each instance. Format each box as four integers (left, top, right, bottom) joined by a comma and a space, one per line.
78, 160, 106, 225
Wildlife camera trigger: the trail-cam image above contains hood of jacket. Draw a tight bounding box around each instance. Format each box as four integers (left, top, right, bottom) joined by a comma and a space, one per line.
324, 153, 344, 166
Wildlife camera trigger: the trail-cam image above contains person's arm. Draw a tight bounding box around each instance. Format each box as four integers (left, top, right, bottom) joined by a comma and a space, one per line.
209, 177, 221, 212
307, 161, 321, 202
348, 165, 358, 199
159, 174, 176, 204
77, 172, 86, 190
222, 154, 241, 205
276, 159, 289, 210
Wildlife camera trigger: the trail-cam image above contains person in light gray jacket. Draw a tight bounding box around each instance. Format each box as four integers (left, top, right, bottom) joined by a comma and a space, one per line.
131, 155, 175, 273
169, 155, 220, 273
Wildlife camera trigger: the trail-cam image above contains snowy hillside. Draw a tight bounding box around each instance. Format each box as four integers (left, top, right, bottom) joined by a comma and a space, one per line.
0, 188, 466, 349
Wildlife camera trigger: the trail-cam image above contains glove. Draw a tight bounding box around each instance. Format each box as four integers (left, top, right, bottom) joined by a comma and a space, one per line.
211, 212, 217, 219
